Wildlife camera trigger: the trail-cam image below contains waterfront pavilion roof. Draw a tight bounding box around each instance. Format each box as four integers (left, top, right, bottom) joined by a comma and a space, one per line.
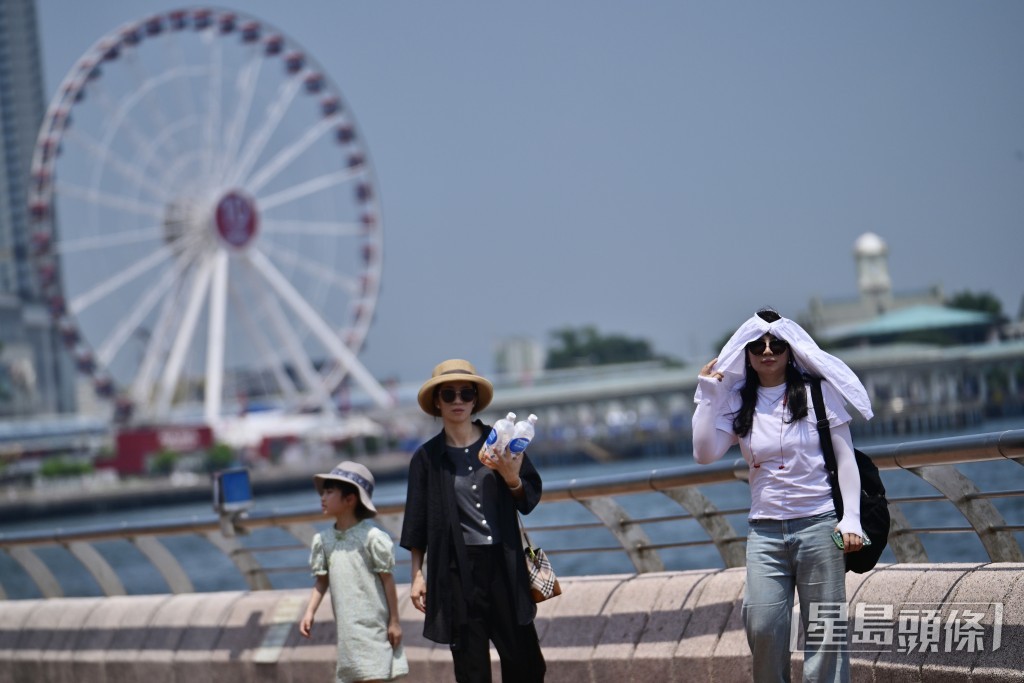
823, 305, 996, 343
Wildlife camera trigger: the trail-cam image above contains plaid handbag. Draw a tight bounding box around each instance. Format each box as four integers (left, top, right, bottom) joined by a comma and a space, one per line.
519, 515, 561, 602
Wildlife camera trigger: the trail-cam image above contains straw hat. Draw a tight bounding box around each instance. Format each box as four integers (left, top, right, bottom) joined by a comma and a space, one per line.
417, 359, 494, 417
313, 461, 377, 516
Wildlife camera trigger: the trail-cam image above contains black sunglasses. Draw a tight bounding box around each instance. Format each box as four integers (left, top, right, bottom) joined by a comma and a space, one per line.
746, 338, 789, 355
439, 387, 477, 403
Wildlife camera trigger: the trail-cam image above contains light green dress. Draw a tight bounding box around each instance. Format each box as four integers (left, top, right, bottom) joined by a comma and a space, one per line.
310, 520, 409, 682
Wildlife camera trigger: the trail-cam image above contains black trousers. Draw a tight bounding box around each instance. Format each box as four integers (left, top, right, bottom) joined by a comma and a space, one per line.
450, 544, 546, 682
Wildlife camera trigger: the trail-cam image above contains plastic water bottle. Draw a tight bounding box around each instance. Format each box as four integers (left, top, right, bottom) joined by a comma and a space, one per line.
509, 414, 539, 456
483, 412, 517, 458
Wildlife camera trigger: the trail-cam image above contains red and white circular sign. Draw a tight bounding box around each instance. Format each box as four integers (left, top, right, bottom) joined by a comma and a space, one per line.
215, 190, 259, 248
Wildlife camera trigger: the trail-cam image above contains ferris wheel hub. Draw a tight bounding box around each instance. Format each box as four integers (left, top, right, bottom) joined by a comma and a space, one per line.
214, 190, 259, 250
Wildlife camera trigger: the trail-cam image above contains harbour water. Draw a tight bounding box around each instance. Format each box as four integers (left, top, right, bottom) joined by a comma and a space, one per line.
0, 417, 1021, 601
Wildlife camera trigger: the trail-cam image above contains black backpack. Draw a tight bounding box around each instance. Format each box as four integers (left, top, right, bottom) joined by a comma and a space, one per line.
809, 378, 890, 573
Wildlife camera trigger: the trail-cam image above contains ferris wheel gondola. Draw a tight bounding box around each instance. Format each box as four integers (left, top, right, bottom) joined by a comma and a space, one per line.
29, 7, 390, 424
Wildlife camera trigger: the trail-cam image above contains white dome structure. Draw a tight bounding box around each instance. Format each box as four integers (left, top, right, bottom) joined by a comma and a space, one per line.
854, 232, 892, 305
854, 231, 888, 257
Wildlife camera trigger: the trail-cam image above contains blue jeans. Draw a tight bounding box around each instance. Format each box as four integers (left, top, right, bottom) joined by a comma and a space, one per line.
744, 512, 848, 683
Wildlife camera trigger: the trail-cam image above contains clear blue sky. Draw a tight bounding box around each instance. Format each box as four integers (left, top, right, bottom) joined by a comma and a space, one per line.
36, 1, 1024, 384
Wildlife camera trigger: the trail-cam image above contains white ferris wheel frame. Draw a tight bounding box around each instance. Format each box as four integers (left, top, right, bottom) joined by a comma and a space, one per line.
28, 8, 391, 425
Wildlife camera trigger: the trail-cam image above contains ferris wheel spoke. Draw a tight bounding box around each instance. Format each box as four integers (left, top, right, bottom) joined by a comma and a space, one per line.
123, 53, 173, 146
244, 116, 336, 194
54, 180, 165, 219
257, 168, 362, 212
227, 76, 303, 188
63, 129, 169, 202
246, 248, 391, 408
259, 240, 359, 294
239, 259, 335, 412
95, 252, 191, 366
122, 114, 203, 196
159, 150, 207, 198
166, 32, 200, 125
228, 278, 300, 403
132, 273, 190, 411
204, 250, 229, 423
92, 66, 207, 175
220, 52, 264, 184
69, 244, 173, 315
201, 31, 224, 183
156, 253, 216, 415
88, 84, 168, 171
261, 218, 363, 237
55, 225, 162, 255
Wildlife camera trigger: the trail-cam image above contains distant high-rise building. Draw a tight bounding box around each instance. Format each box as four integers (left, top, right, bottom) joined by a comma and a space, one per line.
0, 0, 76, 415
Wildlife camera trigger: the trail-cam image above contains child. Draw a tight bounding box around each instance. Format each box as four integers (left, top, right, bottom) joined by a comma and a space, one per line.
300, 461, 408, 683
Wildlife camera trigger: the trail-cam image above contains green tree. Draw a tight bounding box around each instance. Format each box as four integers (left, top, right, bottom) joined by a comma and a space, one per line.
204, 443, 236, 473
947, 290, 1004, 319
150, 449, 179, 476
545, 325, 678, 369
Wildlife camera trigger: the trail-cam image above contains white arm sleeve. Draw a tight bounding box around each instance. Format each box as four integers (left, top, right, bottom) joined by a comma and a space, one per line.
831, 422, 865, 538
692, 376, 737, 464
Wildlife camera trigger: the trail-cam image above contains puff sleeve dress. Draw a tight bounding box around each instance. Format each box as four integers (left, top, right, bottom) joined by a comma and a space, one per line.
310, 519, 409, 683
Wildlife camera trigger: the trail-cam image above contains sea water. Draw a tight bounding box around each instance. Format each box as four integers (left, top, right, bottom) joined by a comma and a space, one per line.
0, 417, 1021, 599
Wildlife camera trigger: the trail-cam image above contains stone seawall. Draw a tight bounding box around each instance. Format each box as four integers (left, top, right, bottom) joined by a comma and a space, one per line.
1, 563, 1021, 682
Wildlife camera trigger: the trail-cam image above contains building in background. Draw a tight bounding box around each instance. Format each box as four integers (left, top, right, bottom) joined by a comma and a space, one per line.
494, 336, 545, 386
0, 0, 76, 415
802, 232, 946, 340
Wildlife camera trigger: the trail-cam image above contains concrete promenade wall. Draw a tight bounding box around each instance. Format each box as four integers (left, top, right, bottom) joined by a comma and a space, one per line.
1, 563, 1021, 682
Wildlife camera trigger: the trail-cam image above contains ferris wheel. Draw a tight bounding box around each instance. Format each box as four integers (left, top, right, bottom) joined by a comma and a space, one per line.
28, 8, 390, 425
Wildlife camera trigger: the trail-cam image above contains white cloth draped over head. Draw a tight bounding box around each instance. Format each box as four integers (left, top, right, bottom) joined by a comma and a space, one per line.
694, 314, 874, 420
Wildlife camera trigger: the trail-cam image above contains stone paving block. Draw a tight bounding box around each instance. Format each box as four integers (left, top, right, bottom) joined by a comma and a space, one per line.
672, 567, 746, 682
101, 594, 172, 683
130, 593, 207, 683
847, 565, 974, 679
709, 572, 751, 683
69, 594, 128, 683
171, 590, 241, 683
922, 563, 1024, 681
843, 561, 893, 682
9, 597, 67, 682
538, 575, 626, 682
967, 563, 1024, 681
533, 582, 563, 642
0, 598, 34, 683
630, 570, 715, 682
42, 597, 104, 683
589, 573, 672, 682
276, 588, 333, 683
851, 563, 931, 683
208, 590, 287, 682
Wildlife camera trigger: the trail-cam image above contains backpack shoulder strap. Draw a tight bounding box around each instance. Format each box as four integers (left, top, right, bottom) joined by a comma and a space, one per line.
809, 376, 838, 475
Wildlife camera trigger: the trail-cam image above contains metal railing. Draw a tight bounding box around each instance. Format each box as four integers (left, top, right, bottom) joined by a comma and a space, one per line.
1, 429, 1022, 600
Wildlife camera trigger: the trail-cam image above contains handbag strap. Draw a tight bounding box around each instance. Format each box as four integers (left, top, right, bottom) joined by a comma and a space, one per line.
517, 513, 534, 550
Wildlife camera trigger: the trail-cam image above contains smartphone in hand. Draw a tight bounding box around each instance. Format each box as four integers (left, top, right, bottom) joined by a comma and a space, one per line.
833, 529, 871, 549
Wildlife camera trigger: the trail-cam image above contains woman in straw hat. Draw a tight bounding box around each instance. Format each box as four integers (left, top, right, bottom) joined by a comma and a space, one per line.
692, 307, 874, 683
400, 359, 546, 682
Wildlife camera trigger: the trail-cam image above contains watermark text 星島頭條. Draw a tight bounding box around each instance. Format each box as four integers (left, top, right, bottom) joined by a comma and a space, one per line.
794, 602, 1003, 654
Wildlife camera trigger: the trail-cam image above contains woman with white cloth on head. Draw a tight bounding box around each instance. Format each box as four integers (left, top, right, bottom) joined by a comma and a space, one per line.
692, 307, 873, 683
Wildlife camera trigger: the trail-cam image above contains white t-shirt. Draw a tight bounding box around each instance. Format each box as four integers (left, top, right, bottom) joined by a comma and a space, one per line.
714, 380, 852, 520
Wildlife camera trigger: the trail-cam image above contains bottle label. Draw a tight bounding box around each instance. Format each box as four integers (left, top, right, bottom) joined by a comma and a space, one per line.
509, 438, 529, 453
485, 429, 498, 446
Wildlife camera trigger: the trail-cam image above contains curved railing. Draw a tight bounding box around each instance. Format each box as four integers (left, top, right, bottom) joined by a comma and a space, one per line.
1, 429, 1022, 599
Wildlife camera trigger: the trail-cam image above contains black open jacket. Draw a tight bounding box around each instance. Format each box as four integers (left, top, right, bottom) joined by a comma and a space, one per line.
399, 419, 543, 644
